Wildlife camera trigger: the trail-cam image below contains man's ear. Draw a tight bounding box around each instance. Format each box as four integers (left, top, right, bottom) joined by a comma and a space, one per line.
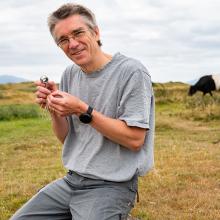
93, 26, 100, 42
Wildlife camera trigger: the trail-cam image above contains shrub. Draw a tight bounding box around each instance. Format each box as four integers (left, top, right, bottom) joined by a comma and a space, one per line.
0, 104, 41, 121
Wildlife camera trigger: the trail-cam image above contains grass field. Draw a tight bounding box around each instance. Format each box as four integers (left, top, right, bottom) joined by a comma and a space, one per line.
0, 82, 220, 220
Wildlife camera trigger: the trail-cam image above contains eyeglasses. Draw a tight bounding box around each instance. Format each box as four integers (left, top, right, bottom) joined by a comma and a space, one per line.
56, 29, 88, 48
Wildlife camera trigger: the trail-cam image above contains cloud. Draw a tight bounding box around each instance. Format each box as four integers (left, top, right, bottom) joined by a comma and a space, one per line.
0, 0, 220, 83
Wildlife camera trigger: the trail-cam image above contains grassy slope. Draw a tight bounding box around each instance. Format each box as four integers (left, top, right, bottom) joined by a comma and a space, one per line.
0, 82, 220, 220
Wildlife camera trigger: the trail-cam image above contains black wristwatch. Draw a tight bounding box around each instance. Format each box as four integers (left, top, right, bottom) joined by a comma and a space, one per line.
79, 106, 93, 124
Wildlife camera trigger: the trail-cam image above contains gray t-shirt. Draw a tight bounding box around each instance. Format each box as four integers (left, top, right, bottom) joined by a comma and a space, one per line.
60, 52, 155, 182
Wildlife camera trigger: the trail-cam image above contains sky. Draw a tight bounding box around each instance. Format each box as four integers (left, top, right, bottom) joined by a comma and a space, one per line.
0, 0, 220, 83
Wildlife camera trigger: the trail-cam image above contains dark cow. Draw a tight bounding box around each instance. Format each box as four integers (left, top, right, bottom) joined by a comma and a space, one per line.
188, 74, 220, 96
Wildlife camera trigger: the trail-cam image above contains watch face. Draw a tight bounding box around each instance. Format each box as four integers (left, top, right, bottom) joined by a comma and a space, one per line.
79, 113, 92, 124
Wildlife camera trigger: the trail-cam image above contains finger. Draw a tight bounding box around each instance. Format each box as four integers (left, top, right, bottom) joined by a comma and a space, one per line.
36, 85, 50, 93
48, 103, 77, 116
36, 97, 47, 104
34, 81, 47, 88
47, 81, 58, 91
46, 94, 56, 105
49, 95, 64, 105
35, 91, 48, 99
47, 104, 63, 115
51, 90, 64, 98
36, 86, 51, 95
47, 101, 62, 110
34, 80, 41, 86
47, 100, 72, 116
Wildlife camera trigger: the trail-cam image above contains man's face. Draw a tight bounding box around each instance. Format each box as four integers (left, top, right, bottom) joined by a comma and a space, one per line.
53, 15, 100, 67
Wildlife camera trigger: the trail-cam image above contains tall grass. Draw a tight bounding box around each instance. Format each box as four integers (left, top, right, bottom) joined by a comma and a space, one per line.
0, 104, 40, 121
154, 82, 220, 121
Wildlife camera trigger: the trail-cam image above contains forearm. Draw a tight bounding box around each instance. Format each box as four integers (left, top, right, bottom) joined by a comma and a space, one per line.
90, 110, 146, 151
50, 112, 69, 144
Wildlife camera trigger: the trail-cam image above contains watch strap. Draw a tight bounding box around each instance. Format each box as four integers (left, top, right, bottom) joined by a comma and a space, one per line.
87, 106, 93, 115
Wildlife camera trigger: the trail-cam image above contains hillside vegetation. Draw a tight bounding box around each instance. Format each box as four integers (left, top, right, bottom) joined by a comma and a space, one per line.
0, 82, 219, 220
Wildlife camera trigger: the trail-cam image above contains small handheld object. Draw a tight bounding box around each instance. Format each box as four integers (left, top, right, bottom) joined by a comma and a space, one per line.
40, 75, 49, 85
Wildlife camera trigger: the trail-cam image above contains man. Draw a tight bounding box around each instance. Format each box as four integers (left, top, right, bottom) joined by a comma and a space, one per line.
11, 3, 154, 220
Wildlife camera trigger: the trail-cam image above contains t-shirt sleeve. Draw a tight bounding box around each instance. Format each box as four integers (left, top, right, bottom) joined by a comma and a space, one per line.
59, 75, 65, 91
117, 69, 153, 129
59, 65, 72, 92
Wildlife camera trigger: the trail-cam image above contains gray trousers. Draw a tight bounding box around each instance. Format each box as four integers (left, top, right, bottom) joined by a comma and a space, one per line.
10, 171, 138, 220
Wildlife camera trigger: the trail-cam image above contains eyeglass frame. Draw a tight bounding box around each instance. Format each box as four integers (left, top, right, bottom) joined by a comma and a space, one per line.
56, 27, 91, 48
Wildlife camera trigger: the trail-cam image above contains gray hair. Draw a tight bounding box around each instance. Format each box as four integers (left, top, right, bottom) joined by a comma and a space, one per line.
48, 3, 102, 46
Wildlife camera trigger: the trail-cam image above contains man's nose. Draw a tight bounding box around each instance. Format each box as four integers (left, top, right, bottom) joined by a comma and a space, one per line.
68, 37, 79, 49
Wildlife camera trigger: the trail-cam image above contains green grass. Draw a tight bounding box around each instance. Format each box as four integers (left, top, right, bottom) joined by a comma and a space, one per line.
0, 118, 64, 220
0, 104, 41, 121
0, 82, 220, 220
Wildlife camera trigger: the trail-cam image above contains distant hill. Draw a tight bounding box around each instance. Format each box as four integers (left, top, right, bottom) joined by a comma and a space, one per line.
0, 75, 29, 84
187, 78, 198, 85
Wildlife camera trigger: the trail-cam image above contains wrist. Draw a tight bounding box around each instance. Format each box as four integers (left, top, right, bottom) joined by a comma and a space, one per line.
79, 105, 93, 124
77, 100, 89, 116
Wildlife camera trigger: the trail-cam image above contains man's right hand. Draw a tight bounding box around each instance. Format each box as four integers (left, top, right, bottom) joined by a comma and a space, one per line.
34, 80, 57, 108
